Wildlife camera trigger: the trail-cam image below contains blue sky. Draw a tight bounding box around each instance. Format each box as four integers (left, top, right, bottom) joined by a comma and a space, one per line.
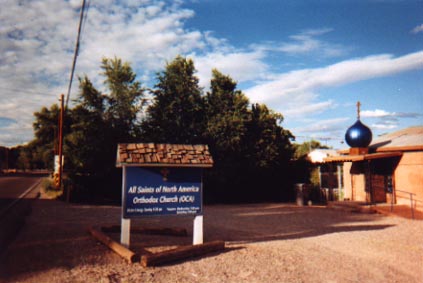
0, 0, 422, 147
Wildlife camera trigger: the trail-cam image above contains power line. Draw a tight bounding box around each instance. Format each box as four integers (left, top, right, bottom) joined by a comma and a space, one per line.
295, 135, 343, 141
65, 0, 88, 109
81, 0, 91, 34
294, 135, 345, 145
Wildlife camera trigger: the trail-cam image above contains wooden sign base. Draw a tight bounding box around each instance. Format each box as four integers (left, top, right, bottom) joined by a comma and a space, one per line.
141, 240, 225, 267
88, 225, 225, 266
87, 227, 144, 263
101, 225, 188, 237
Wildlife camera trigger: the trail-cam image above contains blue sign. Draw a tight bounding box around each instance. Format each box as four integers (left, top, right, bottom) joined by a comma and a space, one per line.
123, 167, 202, 218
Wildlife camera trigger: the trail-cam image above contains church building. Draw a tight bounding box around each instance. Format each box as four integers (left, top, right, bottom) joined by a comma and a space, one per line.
324, 103, 423, 213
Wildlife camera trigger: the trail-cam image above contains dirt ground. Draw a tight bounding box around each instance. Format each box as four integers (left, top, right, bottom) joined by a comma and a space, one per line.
1, 197, 422, 283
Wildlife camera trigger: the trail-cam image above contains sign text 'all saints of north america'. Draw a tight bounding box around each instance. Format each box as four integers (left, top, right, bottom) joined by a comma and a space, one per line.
123, 167, 202, 218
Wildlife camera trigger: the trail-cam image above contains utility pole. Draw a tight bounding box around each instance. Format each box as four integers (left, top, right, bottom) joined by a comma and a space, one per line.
66, 0, 87, 108
5, 147, 8, 171
58, 94, 64, 189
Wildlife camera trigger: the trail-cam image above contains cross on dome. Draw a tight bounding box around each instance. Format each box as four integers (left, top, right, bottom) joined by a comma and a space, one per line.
356, 101, 361, 120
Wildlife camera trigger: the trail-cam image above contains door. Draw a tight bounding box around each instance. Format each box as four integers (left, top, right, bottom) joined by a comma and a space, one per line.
371, 174, 387, 203
369, 157, 399, 203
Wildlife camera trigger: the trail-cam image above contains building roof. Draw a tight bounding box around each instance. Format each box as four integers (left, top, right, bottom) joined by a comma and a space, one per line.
338, 125, 423, 155
116, 143, 213, 168
324, 151, 403, 163
370, 126, 423, 152
325, 126, 422, 163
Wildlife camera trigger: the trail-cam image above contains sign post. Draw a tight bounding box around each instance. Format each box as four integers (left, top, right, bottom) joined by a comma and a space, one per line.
116, 143, 213, 248
193, 215, 203, 245
121, 166, 130, 247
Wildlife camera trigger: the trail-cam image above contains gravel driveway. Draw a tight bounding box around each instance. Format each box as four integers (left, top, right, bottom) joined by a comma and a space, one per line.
1, 199, 422, 283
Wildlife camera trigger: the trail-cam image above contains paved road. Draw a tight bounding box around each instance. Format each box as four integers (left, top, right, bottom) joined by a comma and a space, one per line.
0, 173, 46, 252
0, 173, 45, 211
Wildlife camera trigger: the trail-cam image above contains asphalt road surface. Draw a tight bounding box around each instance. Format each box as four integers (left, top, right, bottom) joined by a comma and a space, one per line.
0, 173, 45, 212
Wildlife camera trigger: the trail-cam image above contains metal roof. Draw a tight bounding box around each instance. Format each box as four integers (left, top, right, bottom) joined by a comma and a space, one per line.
370, 126, 423, 151
337, 126, 423, 155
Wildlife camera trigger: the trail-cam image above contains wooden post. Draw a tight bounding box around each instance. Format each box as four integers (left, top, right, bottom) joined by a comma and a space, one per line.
318, 165, 322, 202
337, 164, 342, 201
193, 171, 204, 245
88, 227, 139, 263
193, 215, 203, 245
58, 94, 64, 189
121, 166, 131, 247
5, 147, 8, 171
141, 240, 225, 267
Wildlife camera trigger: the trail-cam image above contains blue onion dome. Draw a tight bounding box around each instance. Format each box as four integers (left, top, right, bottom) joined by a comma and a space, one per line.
345, 119, 372, 148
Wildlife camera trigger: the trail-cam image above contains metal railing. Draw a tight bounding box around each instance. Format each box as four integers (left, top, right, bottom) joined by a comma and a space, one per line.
392, 190, 418, 220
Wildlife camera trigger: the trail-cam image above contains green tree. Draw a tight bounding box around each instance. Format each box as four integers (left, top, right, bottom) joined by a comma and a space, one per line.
202, 70, 294, 202
142, 56, 204, 144
0, 146, 6, 170
65, 76, 109, 175
101, 57, 145, 140
16, 146, 32, 171
233, 103, 294, 202
30, 57, 145, 201
32, 104, 62, 170
28, 55, 297, 203
245, 104, 293, 168
64, 58, 145, 201
204, 69, 249, 159
202, 69, 250, 202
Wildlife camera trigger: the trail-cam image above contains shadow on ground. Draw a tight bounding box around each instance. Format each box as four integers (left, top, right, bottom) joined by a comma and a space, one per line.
0, 200, 396, 280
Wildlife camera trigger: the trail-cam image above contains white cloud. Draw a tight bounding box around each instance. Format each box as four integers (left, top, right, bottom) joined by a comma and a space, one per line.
284, 100, 335, 117
370, 122, 398, 130
0, 0, 81, 146
192, 50, 268, 89
278, 34, 321, 54
78, 1, 204, 74
291, 117, 349, 147
361, 109, 391, 118
0, 121, 33, 146
0, 0, 422, 148
411, 24, 423, 34
281, 29, 332, 53
360, 109, 422, 131
252, 28, 347, 58
0, 0, 213, 146
362, 109, 422, 119
240, 51, 423, 145
244, 51, 423, 122
294, 117, 349, 133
